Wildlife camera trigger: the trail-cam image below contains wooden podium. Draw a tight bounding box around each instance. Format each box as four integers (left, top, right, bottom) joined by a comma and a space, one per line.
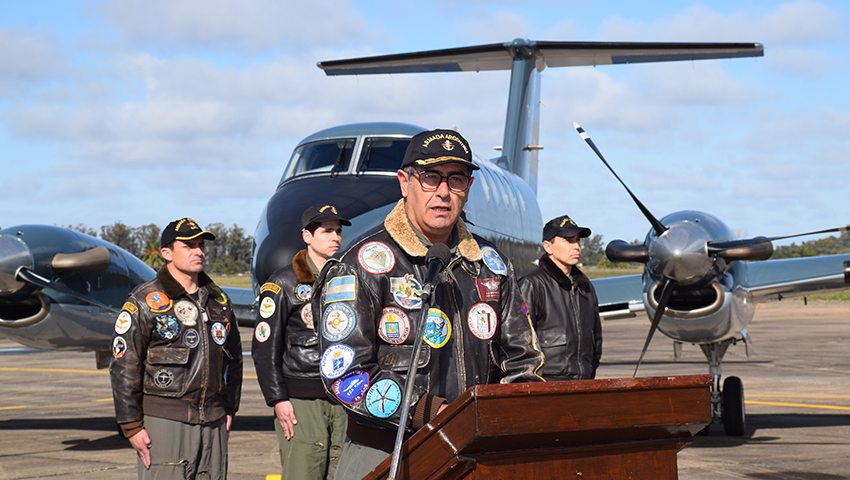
363, 375, 713, 480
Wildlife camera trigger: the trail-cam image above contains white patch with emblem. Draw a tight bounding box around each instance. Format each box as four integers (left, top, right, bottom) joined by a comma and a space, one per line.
174, 300, 198, 326
259, 296, 276, 319
481, 246, 507, 276
301, 304, 314, 329
467, 303, 498, 340
358, 241, 395, 274
115, 311, 132, 334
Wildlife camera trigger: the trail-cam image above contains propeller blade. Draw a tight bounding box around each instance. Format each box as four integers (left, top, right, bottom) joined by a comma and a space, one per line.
707, 226, 849, 254
634, 278, 676, 377
16, 268, 118, 313
574, 122, 667, 235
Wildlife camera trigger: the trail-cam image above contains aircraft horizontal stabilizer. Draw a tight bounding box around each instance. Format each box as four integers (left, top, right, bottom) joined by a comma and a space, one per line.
317, 40, 763, 76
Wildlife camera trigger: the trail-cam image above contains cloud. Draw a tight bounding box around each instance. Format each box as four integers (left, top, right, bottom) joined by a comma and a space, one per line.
0, 26, 68, 97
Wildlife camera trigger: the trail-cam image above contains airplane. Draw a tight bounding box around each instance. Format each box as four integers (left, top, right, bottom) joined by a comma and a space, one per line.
7, 38, 847, 437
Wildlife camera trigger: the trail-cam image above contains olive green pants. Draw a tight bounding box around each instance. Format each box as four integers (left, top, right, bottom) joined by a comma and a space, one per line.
140, 415, 227, 480
274, 398, 347, 480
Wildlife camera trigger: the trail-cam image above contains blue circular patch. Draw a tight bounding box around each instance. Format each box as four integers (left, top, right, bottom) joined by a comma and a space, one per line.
155, 315, 180, 340
320, 344, 355, 379
481, 246, 507, 276
333, 370, 369, 404
365, 379, 402, 418
322, 303, 356, 342
183, 328, 200, 348
423, 308, 451, 348
295, 283, 312, 302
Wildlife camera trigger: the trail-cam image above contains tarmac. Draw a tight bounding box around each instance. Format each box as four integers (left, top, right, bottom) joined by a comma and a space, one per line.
0, 300, 848, 479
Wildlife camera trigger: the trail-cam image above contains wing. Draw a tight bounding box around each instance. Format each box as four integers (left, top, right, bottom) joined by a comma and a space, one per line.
591, 274, 646, 320
735, 253, 850, 302
317, 41, 763, 75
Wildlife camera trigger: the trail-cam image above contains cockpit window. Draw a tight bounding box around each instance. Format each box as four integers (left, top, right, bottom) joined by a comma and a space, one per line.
356, 138, 411, 173
281, 138, 355, 183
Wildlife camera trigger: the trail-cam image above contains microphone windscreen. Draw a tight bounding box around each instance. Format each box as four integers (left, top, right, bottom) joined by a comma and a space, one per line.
425, 243, 451, 268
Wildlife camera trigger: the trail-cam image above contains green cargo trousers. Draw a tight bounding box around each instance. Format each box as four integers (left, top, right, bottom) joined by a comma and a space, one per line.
275, 398, 347, 480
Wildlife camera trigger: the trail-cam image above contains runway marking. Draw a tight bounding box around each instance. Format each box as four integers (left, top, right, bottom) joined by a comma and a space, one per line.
747, 394, 850, 399
0, 367, 257, 380
746, 400, 850, 411
0, 406, 29, 411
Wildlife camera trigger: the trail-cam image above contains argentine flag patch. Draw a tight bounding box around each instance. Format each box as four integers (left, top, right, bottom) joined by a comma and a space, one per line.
325, 275, 356, 304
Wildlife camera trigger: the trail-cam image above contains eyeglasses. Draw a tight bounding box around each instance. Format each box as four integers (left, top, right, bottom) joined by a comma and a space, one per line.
411, 170, 473, 192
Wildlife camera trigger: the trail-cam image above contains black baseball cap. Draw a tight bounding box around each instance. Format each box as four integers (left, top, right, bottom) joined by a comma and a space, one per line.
543, 215, 591, 242
301, 204, 352, 230
161, 218, 216, 248
400, 128, 479, 171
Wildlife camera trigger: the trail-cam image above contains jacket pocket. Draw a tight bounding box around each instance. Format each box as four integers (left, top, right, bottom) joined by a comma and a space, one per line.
378, 344, 430, 372
284, 332, 321, 374
144, 346, 191, 397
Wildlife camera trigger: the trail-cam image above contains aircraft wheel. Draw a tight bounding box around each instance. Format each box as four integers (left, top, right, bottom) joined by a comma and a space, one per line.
722, 376, 746, 436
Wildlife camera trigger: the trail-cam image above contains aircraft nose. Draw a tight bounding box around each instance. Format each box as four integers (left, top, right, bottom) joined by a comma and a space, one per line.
0, 234, 33, 295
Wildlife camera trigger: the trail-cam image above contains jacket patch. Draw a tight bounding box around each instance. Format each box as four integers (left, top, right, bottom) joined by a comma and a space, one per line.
325, 276, 356, 304
122, 301, 138, 315
365, 379, 401, 418
320, 344, 355, 379
322, 303, 356, 342
295, 283, 312, 302
390, 274, 422, 310
260, 282, 282, 295
476, 278, 500, 302
183, 328, 200, 348
215, 293, 228, 305
155, 316, 180, 340
379, 307, 410, 345
146, 291, 172, 312
423, 308, 451, 348
481, 246, 507, 276
333, 370, 369, 404
211, 322, 227, 345
255, 321, 271, 343
259, 297, 276, 318
115, 311, 132, 334
358, 241, 396, 274
153, 368, 174, 388
174, 300, 198, 326
467, 303, 498, 340
301, 304, 314, 329
112, 336, 127, 358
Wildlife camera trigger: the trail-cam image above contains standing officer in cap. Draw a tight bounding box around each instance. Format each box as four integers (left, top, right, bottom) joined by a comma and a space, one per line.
519, 215, 602, 381
110, 218, 242, 480
312, 129, 544, 480
252, 205, 351, 480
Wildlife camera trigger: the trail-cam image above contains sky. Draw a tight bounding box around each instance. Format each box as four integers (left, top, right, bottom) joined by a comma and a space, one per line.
1, 0, 848, 248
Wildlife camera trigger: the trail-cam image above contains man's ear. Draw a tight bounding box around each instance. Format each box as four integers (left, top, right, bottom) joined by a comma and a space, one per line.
397, 170, 409, 198
160, 247, 173, 262
542, 240, 553, 255
301, 228, 312, 247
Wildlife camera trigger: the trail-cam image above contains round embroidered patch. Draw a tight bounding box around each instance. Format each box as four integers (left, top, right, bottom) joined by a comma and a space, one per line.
480, 246, 507, 276
155, 316, 180, 340
320, 344, 355, 379
467, 303, 498, 340
115, 311, 132, 334
390, 274, 423, 310
255, 321, 271, 343
112, 336, 127, 359
378, 307, 410, 345
174, 300, 198, 326
259, 296, 276, 319
295, 283, 312, 302
183, 328, 200, 348
322, 303, 356, 342
423, 308, 452, 348
153, 368, 174, 388
145, 291, 172, 312
211, 322, 227, 345
365, 379, 402, 418
358, 241, 396, 274
301, 304, 314, 329
333, 370, 369, 404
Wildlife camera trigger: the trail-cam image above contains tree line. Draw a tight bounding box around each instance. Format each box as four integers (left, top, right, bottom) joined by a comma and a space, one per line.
64, 222, 253, 275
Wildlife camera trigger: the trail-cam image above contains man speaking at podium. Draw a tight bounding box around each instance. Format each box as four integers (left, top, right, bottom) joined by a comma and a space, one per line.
312, 128, 544, 480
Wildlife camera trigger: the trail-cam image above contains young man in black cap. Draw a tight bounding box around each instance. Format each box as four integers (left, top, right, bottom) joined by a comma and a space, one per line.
110, 218, 242, 480
312, 129, 543, 480
252, 205, 351, 480
519, 215, 602, 381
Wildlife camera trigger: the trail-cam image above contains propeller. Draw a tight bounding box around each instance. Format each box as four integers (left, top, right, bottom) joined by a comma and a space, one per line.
707, 227, 849, 255
634, 277, 676, 377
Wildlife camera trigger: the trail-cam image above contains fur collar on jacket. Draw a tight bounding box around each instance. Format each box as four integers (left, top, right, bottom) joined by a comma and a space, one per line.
539, 254, 591, 291
383, 199, 482, 262
156, 266, 219, 299
292, 249, 316, 284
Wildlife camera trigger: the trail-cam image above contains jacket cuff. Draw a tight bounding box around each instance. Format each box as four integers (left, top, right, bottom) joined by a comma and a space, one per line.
119, 420, 144, 438
225, 407, 238, 417
411, 394, 447, 430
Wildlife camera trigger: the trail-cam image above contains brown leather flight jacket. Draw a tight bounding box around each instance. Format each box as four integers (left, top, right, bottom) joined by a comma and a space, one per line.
109, 268, 242, 437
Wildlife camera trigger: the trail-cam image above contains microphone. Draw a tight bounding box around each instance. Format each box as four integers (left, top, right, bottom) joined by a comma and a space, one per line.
387, 242, 451, 480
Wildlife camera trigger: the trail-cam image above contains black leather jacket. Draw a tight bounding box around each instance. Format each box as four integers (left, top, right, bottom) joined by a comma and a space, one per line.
313, 200, 543, 448
110, 268, 242, 437
252, 250, 326, 406
518, 255, 602, 381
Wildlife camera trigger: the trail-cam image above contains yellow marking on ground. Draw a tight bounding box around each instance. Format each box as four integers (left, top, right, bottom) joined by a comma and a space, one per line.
0, 406, 29, 411
747, 394, 850, 399
0, 367, 107, 374
266, 476, 281, 480
746, 400, 850, 411
94, 398, 113, 402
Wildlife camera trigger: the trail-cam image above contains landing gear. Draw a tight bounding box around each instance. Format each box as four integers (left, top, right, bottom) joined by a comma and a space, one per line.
700, 339, 747, 437
722, 376, 746, 436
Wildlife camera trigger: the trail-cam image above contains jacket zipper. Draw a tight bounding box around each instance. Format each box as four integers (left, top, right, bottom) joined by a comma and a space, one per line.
570, 283, 584, 379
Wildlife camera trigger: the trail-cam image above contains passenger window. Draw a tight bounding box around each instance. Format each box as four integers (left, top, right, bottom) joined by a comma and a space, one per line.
357, 138, 412, 172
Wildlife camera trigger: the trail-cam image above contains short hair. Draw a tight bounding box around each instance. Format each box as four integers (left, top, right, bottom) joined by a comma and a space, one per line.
303, 222, 321, 236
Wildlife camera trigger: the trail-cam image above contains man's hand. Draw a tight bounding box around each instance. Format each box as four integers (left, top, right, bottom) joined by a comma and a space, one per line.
129, 429, 152, 469
274, 400, 298, 440
226, 414, 233, 439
